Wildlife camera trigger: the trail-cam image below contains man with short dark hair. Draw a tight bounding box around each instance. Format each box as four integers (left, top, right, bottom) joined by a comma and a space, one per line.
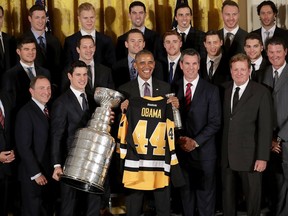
173, 3, 206, 58
116, 1, 160, 60
200, 30, 231, 86
22, 4, 63, 87
244, 32, 268, 83
172, 48, 221, 216
218, 0, 247, 60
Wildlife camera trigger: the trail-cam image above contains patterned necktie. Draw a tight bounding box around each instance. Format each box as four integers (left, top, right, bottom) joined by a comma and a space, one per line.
143, 82, 151, 97
80, 93, 89, 111
27, 67, 35, 80
185, 83, 192, 111
232, 87, 240, 113
208, 60, 214, 80
43, 106, 49, 118
273, 70, 279, 89
38, 36, 46, 51
87, 65, 93, 88
130, 59, 137, 80
169, 62, 175, 83
225, 32, 233, 50
0, 107, 4, 128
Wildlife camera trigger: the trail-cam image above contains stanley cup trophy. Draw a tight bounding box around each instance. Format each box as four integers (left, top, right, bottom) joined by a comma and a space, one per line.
166, 93, 182, 130
61, 87, 124, 194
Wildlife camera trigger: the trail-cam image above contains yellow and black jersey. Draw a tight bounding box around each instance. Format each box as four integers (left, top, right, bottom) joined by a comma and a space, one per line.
118, 96, 184, 190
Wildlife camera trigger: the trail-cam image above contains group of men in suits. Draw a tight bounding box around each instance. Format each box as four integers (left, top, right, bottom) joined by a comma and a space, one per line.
1, 0, 288, 215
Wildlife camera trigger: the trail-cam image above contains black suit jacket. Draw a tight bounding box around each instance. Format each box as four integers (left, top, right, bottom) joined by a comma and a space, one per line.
0, 92, 13, 179
22, 30, 63, 85
199, 55, 231, 86
252, 27, 288, 61
15, 100, 52, 180
116, 27, 160, 60
252, 58, 269, 83
159, 58, 183, 86
63, 31, 116, 68
172, 77, 221, 165
0, 32, 16, 76
61, 63, 115, 94
218, 28, 248, 60
180, 27, 206, 59
118, 78, 170, 99
221, 80, 273, 171
112, 57, 164, 89
3, 63, 50, 112
51, 89, 96, 166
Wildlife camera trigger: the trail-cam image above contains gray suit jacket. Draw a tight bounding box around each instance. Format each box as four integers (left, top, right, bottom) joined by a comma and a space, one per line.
263, 63, 288, 142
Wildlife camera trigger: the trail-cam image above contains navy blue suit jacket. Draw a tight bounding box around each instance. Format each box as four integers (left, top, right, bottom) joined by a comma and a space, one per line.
172, 77, 221, 165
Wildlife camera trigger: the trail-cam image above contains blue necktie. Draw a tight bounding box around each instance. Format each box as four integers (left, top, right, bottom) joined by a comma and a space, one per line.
169, 62, 175, 83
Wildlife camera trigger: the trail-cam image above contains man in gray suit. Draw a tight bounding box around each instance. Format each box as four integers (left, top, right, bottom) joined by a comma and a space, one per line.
263, 37, 288, 215
222, 53, 273, 215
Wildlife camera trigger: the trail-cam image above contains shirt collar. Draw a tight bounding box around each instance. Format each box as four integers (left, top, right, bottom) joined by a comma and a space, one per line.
233, 78, 249, 92
31, 28, 45, 40
184, 74, 199, 89
261, 24, 276, 34
32, 97, 45, 111
138, 76, 152, 88
70, 86, 85, 98
272, 62, 287, 77
80, 29, 96, 40
20, 61, 35, 69
177, 25, 191, 35
224, 26, 239, 36
168, 53, 181, 64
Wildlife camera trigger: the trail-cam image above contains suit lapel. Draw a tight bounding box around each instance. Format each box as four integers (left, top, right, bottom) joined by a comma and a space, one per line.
274, 64, 288, 92
67, 89, 84, 114
232, 81, 253, 115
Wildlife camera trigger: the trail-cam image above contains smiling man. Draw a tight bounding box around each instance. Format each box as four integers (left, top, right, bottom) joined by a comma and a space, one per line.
218, 0, 247, 60
200, 30, 231, 86
222, 53, 272, 216
116, 1, 159, 60
244, 32, 268, 82
15, 76, 54, 216
172, 48, 221, 216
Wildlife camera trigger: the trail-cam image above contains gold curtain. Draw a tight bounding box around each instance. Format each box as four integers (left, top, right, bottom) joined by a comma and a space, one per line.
1, 0, 224, 45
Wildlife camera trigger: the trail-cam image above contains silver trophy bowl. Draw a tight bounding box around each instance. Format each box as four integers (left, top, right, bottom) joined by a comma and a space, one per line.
61, 87, 124, 194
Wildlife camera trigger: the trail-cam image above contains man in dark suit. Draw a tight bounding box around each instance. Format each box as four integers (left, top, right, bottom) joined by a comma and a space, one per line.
251, 1, 288, 61
200, 30, 231, 86
2, 37, 50, 113
222, 53, 272, 216
62, 35, 114, 94
262, 37, 288, 215
115, 1, 160, 60
160, 30, 183, 85
22, 4, 63, 88
64, 2, 116, 68
118, 49, 179, 216
173, 3, 206, 59
51, 60, 108, 216
15, 76, 54, 216
244, 32, 269, 83
172, 48, 221, 216
0, 91, 15, 216
218, 0, 247, 60
113, 29, 163, 89
0, 6, 16, 84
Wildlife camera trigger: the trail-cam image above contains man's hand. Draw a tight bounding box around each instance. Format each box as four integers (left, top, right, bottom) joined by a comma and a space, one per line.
52, 167, 63, 181
120, 99, 129, 113
254, 160, 267, 172
167, 96, 179, 109
35, 174, 48, 186
0, 150, 15, 163
178, 136, 198, 152
271, 140, 281, 153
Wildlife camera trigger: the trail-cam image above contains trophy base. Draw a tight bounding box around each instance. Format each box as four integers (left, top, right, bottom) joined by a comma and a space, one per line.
61, 175, 104, 194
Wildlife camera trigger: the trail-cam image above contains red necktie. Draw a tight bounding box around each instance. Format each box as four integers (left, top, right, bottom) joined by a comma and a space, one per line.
44, 106, 49, 118
0, 107, 5, 128
185, 83, 192, 111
